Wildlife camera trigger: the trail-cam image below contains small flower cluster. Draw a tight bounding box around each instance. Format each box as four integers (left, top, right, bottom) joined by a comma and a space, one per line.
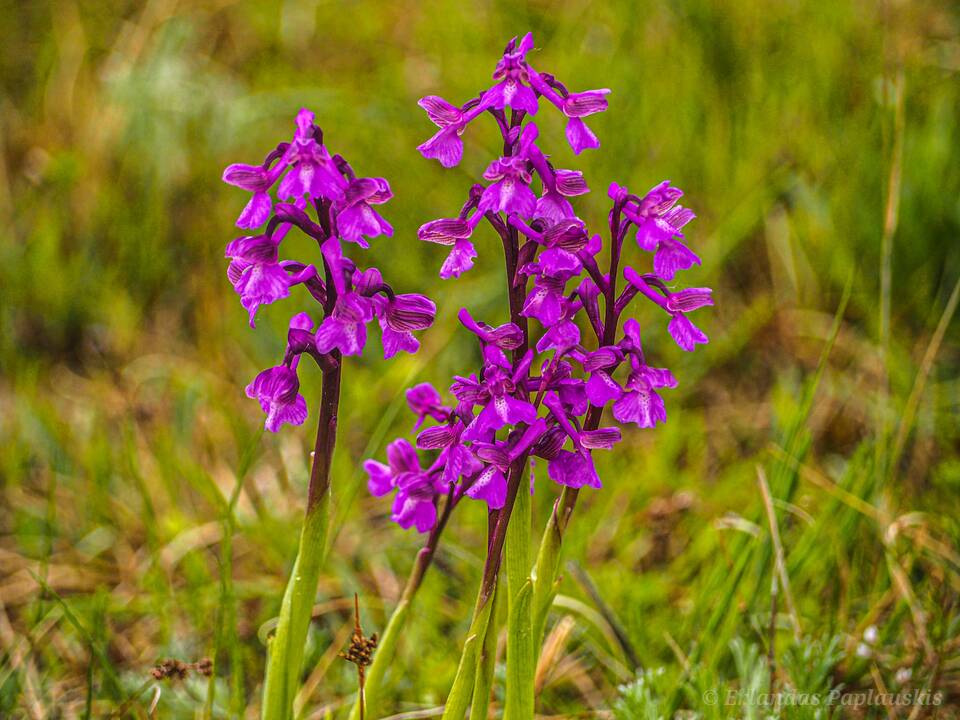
366, 34, 713, 532
223, 109, 435, 432
417, 32, 610, 169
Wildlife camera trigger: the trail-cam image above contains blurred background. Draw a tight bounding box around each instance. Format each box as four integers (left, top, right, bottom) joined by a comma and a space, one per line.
2, 0, 959, 717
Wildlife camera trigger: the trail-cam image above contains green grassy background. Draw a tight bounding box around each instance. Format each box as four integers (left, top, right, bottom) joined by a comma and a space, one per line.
2, 0, 959, 717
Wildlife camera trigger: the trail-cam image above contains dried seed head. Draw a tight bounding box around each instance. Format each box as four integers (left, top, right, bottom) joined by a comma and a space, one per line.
151, 657, 213, 681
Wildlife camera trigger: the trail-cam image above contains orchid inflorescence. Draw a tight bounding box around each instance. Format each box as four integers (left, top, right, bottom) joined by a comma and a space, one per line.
221, 33, 713, 719
364, 32, 713, 533
222, 109, 436, 432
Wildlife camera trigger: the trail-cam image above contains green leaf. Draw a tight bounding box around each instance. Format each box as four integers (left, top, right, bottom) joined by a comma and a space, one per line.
504, 580, 534, 720
440, 632, 480, 720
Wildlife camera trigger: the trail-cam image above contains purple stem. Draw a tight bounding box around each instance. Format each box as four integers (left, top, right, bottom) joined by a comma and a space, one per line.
306, 197, 343, 513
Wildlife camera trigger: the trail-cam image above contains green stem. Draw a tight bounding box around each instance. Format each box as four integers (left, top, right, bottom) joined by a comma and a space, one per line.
440, 581, 498, 720
469, 579, 503, 720
261, 362, 341, 720
260, 500, 329, 720
504, 466, 533, 720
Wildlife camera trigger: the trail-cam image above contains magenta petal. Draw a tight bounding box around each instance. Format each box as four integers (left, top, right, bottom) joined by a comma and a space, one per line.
547, 450, 601, 489
522, 284, 564, 325
236, 191, 272, 229
565, 117, 600, 155
338, 203, 393, 246
562, 89, 610, 118
416, 425, 457, 450
440, 239, 477, 279
554, 169, 589, 197
418, 218, 473, 245
418, 95, 463, 127
386, 438, 420, 474
381, 325, 419, 359
222, 163, 270, 191
586, 371, 622, 406
418, 126, 463, 168
612, 386, 667, 428
264, 394, 307, 432
536, 319, 581, 353
580, 427, 622, 450
536, 191, 575, 224
364, 460, 394, 496
315, 315, 368, 356
391, 494, 436, 533
234, 263, 291, 326
511, 82, 539, 115
668, 314, 708, 352
466, 466, 507, 509
667, 288, 714, 313
480, 80, 509, 111
495, 394, 537, 426
480, 177, 537, 217
638, 366, 678, 389
386, 294, 436, 331
653, 237, 701, 280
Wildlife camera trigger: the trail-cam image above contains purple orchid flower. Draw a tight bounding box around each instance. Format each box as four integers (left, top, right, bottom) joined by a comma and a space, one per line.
376, 293, 437, 359
457, 309, 525, 351
481, 33, 539, 115
418, 212, 484, 279
539, 392, 620, 488
584, 319, 677, 426
416, 96, 491, 168
406, 383, 453, 430
479, 156, 537, 217
624, 267, 712, 351
616, 181, 700, 280
222, 162, 285, 229
225, 233, 317, 327
520, 247, 582, 325
277, 109, 346, 202
364, 439, 440, 533
336, 177, 394, 247
370, 34, 714, 547
224, 107, 435, 436
246, 361, 308, 433
416, 32, 610, 170
456, 346, 538, 443
467, 419, 547, 509
527, 66, 610, 155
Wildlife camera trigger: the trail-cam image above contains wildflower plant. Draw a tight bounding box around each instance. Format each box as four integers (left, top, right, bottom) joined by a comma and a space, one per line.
357, 33, 712, 719
222, 109, 434, 719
